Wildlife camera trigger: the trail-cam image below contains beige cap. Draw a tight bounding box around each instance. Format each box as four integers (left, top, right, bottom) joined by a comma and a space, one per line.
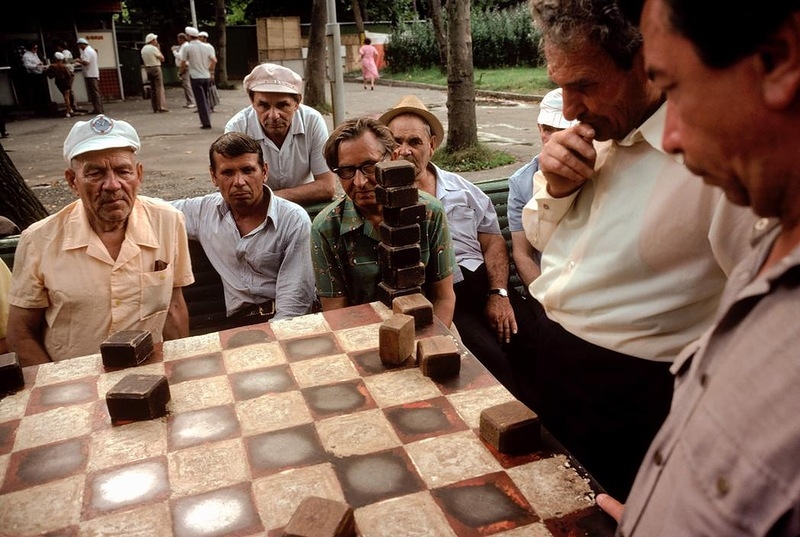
145, 33, 158, 44
63, 115, 141, 162
243, 63, 303, 95
379, 95, 445, 149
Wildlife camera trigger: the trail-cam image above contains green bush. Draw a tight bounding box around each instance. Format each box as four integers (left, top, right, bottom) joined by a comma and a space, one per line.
385, 5, 543, 72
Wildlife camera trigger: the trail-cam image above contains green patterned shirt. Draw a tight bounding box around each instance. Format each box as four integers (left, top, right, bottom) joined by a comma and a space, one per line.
311, 191, 455, 305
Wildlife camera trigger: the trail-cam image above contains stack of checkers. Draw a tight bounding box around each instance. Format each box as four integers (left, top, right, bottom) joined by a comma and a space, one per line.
375, 160, 427, 307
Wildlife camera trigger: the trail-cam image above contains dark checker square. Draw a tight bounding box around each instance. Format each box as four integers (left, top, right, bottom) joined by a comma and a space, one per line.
168, 405, 241, 451
332, 447, 426, 508
1, 437, 88, 494
280, 333, 342, 362
383, 396, 469, 444
545, 505, 618, 536
432, 471, 539, 536
25, 377, 98, 416
165, 352, 225, 384
245, 423, 328, 478
220, 324, 276, 349
323, 303, 383, 331
301, 379, 377, 420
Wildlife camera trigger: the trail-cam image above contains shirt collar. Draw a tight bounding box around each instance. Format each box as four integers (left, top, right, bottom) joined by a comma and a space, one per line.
616, 101, 672, 157
214, 185, 275, 230
63, 198, 158, 250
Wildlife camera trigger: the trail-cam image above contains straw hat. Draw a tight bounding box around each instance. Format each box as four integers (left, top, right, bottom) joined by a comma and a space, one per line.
379, 95, 445, 149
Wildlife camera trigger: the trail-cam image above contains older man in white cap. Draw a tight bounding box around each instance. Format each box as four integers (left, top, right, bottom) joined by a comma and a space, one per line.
140, 33, 168, 113
379, 94, 535, 399
225, 63, 336, 205
77, 37, 103, 114
506, 88, 577, 287
179, 26, 216, 129
6, 115, 194, 366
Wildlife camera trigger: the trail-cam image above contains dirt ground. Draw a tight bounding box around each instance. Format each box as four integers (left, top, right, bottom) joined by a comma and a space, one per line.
1, 82, 545, 215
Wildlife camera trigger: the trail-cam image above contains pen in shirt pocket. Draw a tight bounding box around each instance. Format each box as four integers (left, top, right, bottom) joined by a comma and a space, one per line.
154, 259, 168, 271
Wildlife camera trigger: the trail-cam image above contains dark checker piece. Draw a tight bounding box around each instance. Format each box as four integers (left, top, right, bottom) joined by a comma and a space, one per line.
0, 352, 24, 395
381, 262, 426, 289
378, 243, 421, 269
480, 400, 541, 454
383, 203, 426, 227
379, 222, 420, 247
375, 185, 419, 209
376, 282, 422, 307
392, 293, 434, 328
106, 374, 171, 422
282, 496, 356, 537
101, 330, 154, 368
417, 335, 461, 379
375, 160, 416, 187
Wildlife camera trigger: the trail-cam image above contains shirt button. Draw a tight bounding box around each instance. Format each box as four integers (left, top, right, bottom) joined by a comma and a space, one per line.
653, 450, 664, 466
716, 476, 730, 496
754, 218, 770, 231
114, 299, 121, 307
700, 373, 709, 387
542, 203, 550, 210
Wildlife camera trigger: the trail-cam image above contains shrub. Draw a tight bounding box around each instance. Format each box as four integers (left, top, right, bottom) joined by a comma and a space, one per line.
385, 5, 543, 72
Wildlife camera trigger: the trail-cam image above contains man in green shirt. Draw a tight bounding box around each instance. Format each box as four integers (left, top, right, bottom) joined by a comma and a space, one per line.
311, 117, 456, 326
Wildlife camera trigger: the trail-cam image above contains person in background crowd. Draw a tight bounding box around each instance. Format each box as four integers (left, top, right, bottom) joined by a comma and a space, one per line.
198, 31, 219, 112
179, 26, 216, 130
520, 0, 754, 500
225, 63, 336, 206
596, 1, 800, 534
21, 42, 49, 116
76, 37, 103, 114
359, 37, 380, 91
171, 132, 315, 326
45, 52, 75, 118
6, 115, 193, 366
140, 33, 168, 114
172, 33, 196, 109
506, 87, 577, 288
54, 40, 79, 113
0, 259, 10, 354
311, 117, 456, 326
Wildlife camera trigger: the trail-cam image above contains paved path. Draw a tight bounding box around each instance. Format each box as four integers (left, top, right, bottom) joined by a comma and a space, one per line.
1, 81, 544, 213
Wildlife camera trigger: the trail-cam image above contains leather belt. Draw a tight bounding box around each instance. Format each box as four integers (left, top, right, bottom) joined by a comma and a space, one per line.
231, 299, 276, 320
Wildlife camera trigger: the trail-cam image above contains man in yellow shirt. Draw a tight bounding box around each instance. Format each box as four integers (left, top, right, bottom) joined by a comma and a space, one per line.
7, 115, 194, 365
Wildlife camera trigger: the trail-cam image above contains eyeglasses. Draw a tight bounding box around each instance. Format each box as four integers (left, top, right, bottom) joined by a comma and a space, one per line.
333, 153, 390, 180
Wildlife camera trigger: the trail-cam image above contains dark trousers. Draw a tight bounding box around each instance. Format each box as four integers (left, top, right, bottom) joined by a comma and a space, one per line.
85, 77, 103, 114
520, 309, 674, 501
453, 264, 537, 400
190, 77, 211, 128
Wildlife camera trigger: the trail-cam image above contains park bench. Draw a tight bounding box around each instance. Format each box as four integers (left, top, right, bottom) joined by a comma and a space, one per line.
0, 178, 524, 336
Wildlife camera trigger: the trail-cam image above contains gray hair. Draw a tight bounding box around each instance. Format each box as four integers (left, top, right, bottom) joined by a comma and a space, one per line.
529, 0, 642, 70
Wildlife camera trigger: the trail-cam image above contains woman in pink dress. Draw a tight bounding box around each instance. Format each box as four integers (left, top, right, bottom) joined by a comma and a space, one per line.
359, 38, 380, 91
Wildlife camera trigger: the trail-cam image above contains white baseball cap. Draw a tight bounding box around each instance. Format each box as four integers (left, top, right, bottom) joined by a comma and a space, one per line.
537, 88, 578, 129
243, 63, 302, 95
63, 115, 141, 162
145, 33, 158, 44
77, 37, 89, 45
198, 31, 209, 38
54, 52, 65, 61
185, 26, 199, 38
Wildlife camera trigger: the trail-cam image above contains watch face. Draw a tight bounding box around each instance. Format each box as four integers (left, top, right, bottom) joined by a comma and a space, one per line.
490, 288, 508, 297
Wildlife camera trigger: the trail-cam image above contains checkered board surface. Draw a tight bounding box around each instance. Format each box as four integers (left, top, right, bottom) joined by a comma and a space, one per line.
0, 302, 614, 537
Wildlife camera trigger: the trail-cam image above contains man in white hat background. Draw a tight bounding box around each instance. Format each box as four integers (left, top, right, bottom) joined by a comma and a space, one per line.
6, 115, 194, 366
225, 63, 336, 205
76, 37, 103, 114
506, 88, 577, 287
197, 31, 220, 112
380, 94, 533, 398
172, 32, 195, 109
140, 32, 168, 113
179, 26, 216, 129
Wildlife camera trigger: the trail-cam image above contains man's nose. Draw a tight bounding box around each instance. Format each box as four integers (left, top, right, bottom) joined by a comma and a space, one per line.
353, 169, 370, 187
662, 102, 684, 155
561, 90, 584, 121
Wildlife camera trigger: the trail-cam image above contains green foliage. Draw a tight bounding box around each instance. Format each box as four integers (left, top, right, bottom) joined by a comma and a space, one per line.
385, 4, 543, 72
433, 143, 516, 173
380, 66, 555, 96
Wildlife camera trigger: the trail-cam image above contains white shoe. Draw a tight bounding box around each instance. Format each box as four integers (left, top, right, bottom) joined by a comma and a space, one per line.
185, 104, 196, 109
65, 113, 71, 118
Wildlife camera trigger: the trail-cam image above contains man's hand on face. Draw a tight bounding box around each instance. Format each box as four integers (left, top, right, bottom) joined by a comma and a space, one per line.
538, 123, 597, 198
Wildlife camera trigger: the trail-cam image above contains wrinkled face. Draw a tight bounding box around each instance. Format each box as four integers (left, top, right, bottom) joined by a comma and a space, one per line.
210, 151, 267, 210
641, 0, 761, 209
388, 114, 436, 180
336, 132, 388, 214
251, 92, 299, 141
546, 41, 650, 141
66, 148, 142, 227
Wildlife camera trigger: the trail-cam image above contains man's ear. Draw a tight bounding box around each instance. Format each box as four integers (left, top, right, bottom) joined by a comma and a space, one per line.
209, 168, 219, 187
760, 12, 800, 110
65, 168, 78, 193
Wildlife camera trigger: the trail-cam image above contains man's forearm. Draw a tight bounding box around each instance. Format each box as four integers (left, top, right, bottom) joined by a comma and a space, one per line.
479, 234, 511, 289
163, 288, 189, 340
10, 336, 51, 367
274, 176, 336, 205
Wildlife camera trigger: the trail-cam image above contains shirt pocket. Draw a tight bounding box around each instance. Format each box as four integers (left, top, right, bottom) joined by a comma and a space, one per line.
140, 264, 174, 321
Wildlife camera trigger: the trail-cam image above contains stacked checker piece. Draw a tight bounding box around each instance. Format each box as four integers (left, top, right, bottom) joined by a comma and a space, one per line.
375, 160, 427, 305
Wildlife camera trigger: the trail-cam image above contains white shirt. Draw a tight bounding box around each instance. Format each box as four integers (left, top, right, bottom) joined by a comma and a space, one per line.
432, 164, 501, 283
140, 43, 164, 67
181, 40, 214, 79
225, 104, 331, 190
80, 45, 99, 78
522, 103, 756, 362
22, 50, 44, 74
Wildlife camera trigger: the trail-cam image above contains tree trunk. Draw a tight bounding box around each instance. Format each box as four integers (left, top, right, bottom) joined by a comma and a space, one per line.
304, 0, 328, 108
351, 0, 365, 38
0, 144, 48, 230
214, 0, 228, 86
445, 0, 478, 152
428, 0, 448, 71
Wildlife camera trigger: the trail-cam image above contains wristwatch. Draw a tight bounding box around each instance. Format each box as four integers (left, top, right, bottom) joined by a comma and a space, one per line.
487, 287, 508, 298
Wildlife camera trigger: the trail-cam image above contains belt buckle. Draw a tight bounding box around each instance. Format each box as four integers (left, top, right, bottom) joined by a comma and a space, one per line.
257, 301, 275, 317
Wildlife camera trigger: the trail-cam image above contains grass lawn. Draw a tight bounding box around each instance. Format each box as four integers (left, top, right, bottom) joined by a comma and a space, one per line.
381, 66, 555, 96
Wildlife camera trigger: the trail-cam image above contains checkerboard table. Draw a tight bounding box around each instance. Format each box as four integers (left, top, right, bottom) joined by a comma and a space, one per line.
0, 302, 615, 536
